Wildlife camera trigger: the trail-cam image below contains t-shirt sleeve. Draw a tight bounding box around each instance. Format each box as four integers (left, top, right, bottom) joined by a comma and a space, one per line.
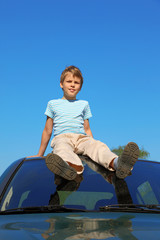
45, 101, 54, 119
83, 101, 92, 120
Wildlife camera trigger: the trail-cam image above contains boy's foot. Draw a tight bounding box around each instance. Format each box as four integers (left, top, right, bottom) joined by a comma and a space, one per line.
45, 153, 77, 180
116, 142, 139, 179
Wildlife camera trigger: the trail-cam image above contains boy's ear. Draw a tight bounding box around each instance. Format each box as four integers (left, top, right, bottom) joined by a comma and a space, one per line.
60, 82, 63, 89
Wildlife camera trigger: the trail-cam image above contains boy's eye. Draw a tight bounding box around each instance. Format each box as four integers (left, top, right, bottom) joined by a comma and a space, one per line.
66, 80, 80, 84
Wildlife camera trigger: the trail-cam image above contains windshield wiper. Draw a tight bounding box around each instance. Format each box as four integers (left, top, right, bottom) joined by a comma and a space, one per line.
0, 205, 88, 215
99, 204, 160, 213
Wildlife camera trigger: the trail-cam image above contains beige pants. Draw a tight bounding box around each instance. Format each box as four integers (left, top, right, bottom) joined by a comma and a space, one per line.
51, 133, 117, 173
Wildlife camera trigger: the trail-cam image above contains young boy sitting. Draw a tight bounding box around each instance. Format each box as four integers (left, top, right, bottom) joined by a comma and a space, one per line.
31, 65, 139, 180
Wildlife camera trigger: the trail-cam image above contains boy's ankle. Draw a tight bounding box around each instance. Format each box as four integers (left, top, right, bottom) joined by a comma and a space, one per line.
67, 161, 84, 174
109, 157, 118, 170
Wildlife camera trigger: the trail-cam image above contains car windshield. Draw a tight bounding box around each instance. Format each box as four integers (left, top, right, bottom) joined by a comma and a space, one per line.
0, 158, 160, 211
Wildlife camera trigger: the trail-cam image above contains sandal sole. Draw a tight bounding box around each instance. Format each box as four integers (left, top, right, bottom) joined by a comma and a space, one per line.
45, 153, 77, 180
116, 142, 139, 179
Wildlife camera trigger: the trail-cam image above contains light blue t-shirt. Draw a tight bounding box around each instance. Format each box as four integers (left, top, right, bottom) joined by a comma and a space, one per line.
45, 99, 92, 136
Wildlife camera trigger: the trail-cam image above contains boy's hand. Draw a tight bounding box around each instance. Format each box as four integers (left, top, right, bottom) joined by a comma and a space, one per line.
26, 155, 45, 158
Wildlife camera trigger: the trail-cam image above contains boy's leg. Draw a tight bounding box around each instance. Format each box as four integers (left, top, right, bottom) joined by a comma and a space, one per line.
46, 134, 84, 180
76, 136, 139, 179
76, 135, 117, 170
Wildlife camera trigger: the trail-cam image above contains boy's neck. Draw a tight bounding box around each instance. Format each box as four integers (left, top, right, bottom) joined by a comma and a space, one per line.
62, 96, 77, 100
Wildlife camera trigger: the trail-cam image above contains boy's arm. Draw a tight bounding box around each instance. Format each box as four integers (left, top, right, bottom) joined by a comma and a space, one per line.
37, 116, 53, 156
28, 116, 53, 158
84, 119, 93, 137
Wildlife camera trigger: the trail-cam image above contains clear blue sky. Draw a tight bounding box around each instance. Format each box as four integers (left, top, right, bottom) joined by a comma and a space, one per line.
0, 0, 160, 175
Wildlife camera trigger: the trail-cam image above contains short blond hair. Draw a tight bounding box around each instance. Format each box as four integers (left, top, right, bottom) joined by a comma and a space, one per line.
60, 66, 83, 88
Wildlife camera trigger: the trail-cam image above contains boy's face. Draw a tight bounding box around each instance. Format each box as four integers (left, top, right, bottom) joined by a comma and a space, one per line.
60, 72, 82, 100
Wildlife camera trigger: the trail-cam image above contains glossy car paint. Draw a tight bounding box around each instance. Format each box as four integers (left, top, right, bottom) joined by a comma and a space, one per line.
1, 212, 160, 239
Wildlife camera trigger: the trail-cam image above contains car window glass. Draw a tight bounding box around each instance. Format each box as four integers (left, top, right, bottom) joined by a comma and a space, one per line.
0, 160, 56, 210
1, 159, 160, 211
0, 159, 116, 210
0, 159, 22, 196
137, 181, 159, 205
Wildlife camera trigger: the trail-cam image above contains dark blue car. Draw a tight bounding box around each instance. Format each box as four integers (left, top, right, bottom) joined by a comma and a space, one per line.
0, 156, 160, 239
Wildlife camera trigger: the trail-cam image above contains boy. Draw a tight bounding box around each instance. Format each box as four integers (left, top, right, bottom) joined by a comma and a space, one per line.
31, 66, 139, 180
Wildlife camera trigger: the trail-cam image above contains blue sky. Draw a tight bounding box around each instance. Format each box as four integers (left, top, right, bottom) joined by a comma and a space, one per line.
0, 0, 160, 175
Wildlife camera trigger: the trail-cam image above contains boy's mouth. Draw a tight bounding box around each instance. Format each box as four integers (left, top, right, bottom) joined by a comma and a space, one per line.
69, 89, 75, 93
